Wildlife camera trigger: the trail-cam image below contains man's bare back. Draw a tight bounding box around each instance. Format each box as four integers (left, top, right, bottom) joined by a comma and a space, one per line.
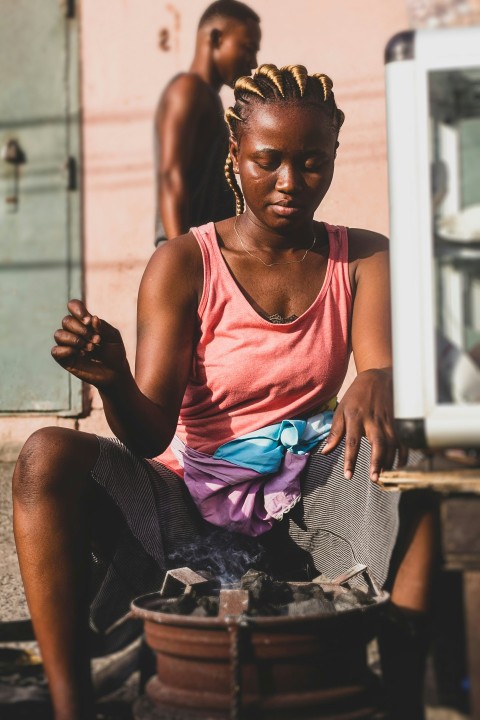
153, 1, 261, 245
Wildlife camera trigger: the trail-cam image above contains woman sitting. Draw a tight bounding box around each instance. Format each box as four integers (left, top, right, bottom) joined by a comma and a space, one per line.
12, 64, 436, 720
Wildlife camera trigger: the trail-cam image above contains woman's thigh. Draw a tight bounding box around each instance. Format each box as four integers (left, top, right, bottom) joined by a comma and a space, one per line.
89, 439, 206, 635
285, 437, 401, 588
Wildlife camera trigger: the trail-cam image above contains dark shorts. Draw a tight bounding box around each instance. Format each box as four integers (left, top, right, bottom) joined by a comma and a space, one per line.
88, 435, 405, 646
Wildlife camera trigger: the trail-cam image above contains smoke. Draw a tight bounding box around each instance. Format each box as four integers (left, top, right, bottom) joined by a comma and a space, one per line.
167, 528, 268, 586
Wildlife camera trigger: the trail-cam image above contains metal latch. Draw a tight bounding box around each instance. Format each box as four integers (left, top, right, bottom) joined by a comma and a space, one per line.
2, 139, 26, 212
1, 139, 26, 166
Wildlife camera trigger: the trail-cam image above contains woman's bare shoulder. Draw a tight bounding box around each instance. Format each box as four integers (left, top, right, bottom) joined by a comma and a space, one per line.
149, 231, 202, 266
141, 231, 204, 303
346, 227, 389, 263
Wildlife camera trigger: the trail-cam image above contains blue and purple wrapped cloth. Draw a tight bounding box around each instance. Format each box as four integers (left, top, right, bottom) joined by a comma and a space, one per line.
170, 406, 335, 536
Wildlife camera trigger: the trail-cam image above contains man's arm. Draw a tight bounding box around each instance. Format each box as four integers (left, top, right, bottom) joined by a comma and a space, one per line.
155, 75, 209, 240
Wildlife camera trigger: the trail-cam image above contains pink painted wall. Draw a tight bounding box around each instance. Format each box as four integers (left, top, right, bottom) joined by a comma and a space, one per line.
0, 0, 410, 455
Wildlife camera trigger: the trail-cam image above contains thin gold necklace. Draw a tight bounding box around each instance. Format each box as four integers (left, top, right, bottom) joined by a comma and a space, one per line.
233, 216, 316, 268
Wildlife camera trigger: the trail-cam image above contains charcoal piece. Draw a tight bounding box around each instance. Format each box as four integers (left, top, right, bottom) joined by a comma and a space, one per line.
240, 570, 272, 602
191, 605, 210, 617
248, 603, 280, 617
241, 570, 292, 602
287, 584, 336, 614
290, 584, 328, 603
156, 593, 197, 615
240, 569, 267, 592
196, 595, 219, 617
240, 571, 293, 614
333, 588, 375, 612
285, 597, 337, 617
153, 569, 379, 618
269, 580, 294, 606
240, 572, 349, 616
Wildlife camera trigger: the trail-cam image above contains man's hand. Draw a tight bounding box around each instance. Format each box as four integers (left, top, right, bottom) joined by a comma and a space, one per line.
51, 299, 129, 390
321, 368, 408, 482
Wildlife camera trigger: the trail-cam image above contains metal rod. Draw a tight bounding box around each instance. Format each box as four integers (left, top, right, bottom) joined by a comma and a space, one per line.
228, 622, 242, 720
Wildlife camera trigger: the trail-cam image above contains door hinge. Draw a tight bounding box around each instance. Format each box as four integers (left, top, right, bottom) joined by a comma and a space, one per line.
61, 0, 75, 19
66, 156, 77, 191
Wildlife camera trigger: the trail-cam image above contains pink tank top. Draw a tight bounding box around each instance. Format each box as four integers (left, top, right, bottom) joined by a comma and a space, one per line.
157, 221, 352, 476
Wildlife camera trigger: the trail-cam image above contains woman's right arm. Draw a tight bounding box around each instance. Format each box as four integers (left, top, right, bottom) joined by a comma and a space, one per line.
51, 235, 202, 457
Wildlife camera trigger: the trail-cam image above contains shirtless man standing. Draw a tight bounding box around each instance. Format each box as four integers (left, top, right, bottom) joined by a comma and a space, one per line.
154, 0, 261, 245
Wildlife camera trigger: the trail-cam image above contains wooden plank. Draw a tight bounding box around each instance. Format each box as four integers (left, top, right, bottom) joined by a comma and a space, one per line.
442, 498, 480, 559
380, 467, 480, 494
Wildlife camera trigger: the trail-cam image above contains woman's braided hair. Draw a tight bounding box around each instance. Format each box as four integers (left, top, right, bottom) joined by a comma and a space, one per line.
224, 64, 345, 215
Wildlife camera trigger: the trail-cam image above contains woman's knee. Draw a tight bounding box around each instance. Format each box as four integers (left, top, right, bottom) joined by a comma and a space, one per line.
12, 426, 99, 506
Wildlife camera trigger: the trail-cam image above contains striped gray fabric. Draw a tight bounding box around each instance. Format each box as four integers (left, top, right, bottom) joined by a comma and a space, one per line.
88, 435, 405, 636
286, 439, 400, 587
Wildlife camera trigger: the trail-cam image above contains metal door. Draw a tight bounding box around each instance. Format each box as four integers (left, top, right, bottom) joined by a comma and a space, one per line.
0, 0, 82, 413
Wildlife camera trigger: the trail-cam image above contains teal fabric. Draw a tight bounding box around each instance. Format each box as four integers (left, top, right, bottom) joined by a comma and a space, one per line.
213, 411, 334, 474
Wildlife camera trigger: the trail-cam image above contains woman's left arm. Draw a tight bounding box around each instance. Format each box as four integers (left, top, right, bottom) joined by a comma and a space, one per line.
322, 229, 406, 482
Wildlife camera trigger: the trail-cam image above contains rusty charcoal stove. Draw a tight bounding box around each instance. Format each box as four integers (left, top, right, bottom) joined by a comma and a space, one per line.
131, 564, 389, 720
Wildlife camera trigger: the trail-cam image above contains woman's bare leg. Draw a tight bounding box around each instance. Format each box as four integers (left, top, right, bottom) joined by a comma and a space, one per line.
379, 492, 439, 720
12, 426, 101, 720
390, 492, 439, 612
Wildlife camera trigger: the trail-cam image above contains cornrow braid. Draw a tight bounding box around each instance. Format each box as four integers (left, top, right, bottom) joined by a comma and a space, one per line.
232, 76, 265, 99
224, 63, 345, 213
312, 72, 333, 101
311, 73, 345, 130
255, 63, 285, 98
281, 64, 308, 97
224, 155, 244, 215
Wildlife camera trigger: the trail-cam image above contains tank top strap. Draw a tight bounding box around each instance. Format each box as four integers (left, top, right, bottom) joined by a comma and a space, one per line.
323, 222, 351, 301
323, 222, 347, 261
190, 222, 216, 317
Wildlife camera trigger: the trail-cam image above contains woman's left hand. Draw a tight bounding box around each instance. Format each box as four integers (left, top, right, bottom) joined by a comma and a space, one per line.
321, 368, 408, 482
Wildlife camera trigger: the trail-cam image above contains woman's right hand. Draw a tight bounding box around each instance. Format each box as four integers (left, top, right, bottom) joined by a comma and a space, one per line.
51, 299, 130, 390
